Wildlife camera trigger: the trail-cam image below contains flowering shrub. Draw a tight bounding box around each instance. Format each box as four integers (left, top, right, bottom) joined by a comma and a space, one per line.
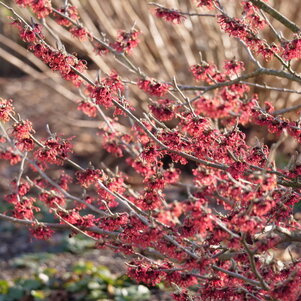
1, 0, 301, 300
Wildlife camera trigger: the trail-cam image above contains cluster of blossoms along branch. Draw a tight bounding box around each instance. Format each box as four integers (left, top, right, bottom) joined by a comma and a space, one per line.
1, 0, 301, 300
252, 102, 301, 143
1, 98, 301, 299
155, 0, 301, 65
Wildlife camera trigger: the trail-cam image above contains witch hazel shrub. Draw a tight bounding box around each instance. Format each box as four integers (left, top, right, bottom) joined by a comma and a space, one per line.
1, 0, 301, 300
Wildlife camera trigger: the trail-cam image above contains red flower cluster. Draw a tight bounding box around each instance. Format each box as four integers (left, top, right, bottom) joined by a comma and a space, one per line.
190, 62, 224, 83
11, 120, 35, 151
70, 27, 92, 41
54, 6, 79, 27
223, 59, 245, 76
77, 101, 97, 117
282, 38, 301, 60
111, 29, 140, 53
34, 136, 73, 165
76, 169, 103, 188
149, 98, 175, 121
12, 22, 44, 43
242, 1, 266, 32
0, 98, 14, 122
196, 0, 215, 10
127, 260, 166, 286
252, 108, 301, 142
30, 43, 87, 86
93, 43, 110, 56
155, 7, 186, 24
0, 149, 21, 165
12, 120, 33, 140
15, 0, 52, 18
138, 79, 170, 96
101, 132, 130, 157
30, 225, 54, 239
218, 14, 278, 61
85, 72, 124, 109
100, 213, 129, 231
96, 174, 126, 205
90, 85, 113, 108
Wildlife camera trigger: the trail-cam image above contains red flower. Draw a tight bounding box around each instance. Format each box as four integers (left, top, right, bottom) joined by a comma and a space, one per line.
223, 60, 245, 75
149, 99, 175, 121
19, 24, 43, 43
190, 62, 223, 83
111, 29, 140, 53
70, 27, 91, 41
0, 150, 21, 165
54, 6, 79, 27
16, 138, 35, 151
100, 213, 129, 231
136, 189, 164, 210
90, 86, 113, 108
58, 172, 72, 190
155, 8, 186, 24
102, 71, 124, 92
166, 272, 198, 288
13, 198, 39, 220
228, 161, 248, 178
96, 175, 126, 203
138, 79, 170, 96
12, 120, 33, 140
76, 169, 103, 188
0, 98, 14, 122
180, 114, 210, 138
282, 38, 301, 60
94, 43, 109, 55
77, 101, 97, 117
27, 0, 52, 18
30, 225, 54, 240
197, 0, 216, 9
127, 260, 166, 286
39, 193, 66, 207
34, 136, 73, 165
102, 132, 124, 158
218, 15, 248, 39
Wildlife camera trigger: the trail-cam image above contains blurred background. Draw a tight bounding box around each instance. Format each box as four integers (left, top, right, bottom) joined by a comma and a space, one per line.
0, 0, 300, 300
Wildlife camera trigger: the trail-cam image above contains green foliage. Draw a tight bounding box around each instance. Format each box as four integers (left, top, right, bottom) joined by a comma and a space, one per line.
12, 253, 54, 269
0, 261, 151, 301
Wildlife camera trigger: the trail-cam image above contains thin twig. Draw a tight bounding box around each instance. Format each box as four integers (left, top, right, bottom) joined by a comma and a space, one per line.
148, 2, 216, 17
250, 0, 300, 33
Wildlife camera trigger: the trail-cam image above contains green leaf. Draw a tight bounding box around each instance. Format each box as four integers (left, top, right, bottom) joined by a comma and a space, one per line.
17, 279, 42, 291
12, 253, 53, 269
65, 278, 90, 293
87, 289, 108, 300
114, 275, 130, 287
31, 290, 46, 300
97, 271, 115, 285
6, 286, 25, 301
87, 281, 102, 290
0, 280, 9, 294
72, 261, 95, 275
115, 285, 150, 301
42, 268, 57, 276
